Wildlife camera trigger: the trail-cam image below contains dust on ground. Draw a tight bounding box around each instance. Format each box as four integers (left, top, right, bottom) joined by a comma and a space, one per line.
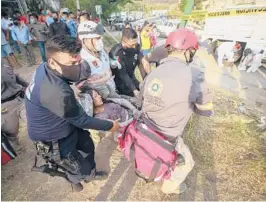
1, 46, 266, 201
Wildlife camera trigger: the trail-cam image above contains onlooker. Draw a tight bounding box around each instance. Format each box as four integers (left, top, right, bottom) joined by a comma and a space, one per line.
11, 18, 36, 66
61, 11, 77, 39
38, 9, 46, 24
1, 28, 21, 68
76, 9, 81, 19
140, 21, 152, 56
79, 12, 90, 24
29, 13, 49, 62
149, 23, 157, 48
1, 62, 29, 152
15, 11, 27, 24
124, 22, 131, 29
49, 12, 69, 37
26, 10, 32, 24
45, 10, 54, 26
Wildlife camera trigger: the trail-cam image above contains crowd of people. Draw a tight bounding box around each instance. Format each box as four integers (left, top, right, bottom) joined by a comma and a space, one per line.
1, 7, 214, 196
1, 8, 99, 67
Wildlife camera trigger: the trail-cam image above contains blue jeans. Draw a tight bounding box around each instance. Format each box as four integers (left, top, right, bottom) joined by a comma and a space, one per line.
37, 41, 46, 62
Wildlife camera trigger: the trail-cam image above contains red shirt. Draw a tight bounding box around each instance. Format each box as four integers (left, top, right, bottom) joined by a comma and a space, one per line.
38, 15, 46, 23
19, 16, 27, 24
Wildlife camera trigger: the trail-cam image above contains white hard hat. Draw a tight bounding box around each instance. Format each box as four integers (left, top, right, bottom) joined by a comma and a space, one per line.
78, 21, 105, 40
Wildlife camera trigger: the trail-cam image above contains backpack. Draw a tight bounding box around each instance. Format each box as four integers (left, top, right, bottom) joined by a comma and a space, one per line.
118, 120, 177, 182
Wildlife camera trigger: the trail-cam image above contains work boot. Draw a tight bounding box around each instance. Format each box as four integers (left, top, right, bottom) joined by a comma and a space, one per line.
84, 171, 109, 183
71, 183, 83, 192
161, 182, 187, 195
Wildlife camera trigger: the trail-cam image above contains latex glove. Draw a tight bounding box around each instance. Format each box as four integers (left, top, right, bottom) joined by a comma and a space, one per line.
110, 59, 121, 69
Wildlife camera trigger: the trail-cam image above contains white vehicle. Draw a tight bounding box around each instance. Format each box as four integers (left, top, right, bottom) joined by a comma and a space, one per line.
157, 19, 181, 38
202, 6, 266, 62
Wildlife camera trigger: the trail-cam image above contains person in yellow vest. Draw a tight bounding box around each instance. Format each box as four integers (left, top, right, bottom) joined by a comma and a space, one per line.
140, 21, 152, 56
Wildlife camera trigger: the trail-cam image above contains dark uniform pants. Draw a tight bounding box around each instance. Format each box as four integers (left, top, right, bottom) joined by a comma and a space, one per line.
1, 97, 23, 138
58, 129, 96, 184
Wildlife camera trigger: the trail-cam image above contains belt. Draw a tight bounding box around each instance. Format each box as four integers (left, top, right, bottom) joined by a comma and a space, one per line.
1, 91, 22, 104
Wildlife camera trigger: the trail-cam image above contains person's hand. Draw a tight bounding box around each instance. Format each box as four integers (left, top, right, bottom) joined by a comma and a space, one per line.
110, 59, 122, 69
33, 37, 38, 41
28, 40, 32, 44
17, 41, 22, 45
108, 119, 120, 133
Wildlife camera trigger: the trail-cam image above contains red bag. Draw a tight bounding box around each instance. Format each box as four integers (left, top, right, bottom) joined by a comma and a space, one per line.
118, 120, 177, 182
1, 132, 17, 165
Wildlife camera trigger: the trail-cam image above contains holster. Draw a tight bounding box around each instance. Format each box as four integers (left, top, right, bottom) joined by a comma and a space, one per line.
35, 141, 61, 163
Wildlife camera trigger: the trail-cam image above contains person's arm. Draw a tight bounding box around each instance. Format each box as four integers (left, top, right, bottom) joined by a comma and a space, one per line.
41, 24, 50, 34
106, 97, 137, 112
48, 24, 54, 37
139, 55, 151, 74
11, 30, 18, 42
119, 66, 139, 96
40, 87, 117, 131
194, 71, 213, 117
26, 26, 33, 42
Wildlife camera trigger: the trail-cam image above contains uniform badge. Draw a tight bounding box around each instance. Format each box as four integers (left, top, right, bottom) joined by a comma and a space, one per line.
147, 78, 164, 97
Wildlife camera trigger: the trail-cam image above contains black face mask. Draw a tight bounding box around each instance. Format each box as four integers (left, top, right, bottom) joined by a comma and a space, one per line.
124, 47, 136, 56
53, 59, 81, 82
53, 18, 58, 22
13, 21, 19, 26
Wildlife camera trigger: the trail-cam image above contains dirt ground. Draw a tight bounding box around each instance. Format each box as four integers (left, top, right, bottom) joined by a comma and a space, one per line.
1, 46, 266, 201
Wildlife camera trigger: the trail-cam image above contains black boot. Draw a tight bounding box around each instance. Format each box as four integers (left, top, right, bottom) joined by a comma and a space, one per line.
72, 183, 83, 192
84, 171, 108, 183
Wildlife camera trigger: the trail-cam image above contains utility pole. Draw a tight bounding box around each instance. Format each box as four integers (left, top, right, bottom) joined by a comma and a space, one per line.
179, 0, 195, 28
76, 0, 80, 10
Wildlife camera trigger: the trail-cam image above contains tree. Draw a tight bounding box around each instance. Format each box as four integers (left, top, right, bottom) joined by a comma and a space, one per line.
194, 0, 203, 10
179, 0, 188, 12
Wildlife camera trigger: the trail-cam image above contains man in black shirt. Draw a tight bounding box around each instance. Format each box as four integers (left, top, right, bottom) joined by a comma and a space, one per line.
25, 35, 119, 191
109, 28, 150, 97
49, 12, 69, 37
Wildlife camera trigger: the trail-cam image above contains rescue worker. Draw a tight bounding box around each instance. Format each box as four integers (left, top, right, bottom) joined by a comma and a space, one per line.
109, 28, 150, 97
216, 41, 241, 67
1, 62, 28, 152
140, 28, 213, 194
25, 35, 120, 192
78, 21, 116, 96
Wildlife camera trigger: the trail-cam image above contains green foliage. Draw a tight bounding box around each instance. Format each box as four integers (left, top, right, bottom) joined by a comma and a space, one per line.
194, 0, 203, 10
179, 0, 188, 12
26, 0, 51, 14
62, 0, 132, 19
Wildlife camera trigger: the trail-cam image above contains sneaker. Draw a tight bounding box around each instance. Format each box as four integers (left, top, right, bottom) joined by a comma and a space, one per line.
84, 171, 108, 183
72, 183, 83, 192
161, 182, 187, 195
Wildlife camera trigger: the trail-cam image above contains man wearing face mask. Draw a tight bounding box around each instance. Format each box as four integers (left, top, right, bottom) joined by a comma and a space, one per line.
109, 28, 150, 97
49, 11, 69, 37
140, 29, 213, 194
28, 13, 49, 62
25, 35, 120, 192
78, 21, 116, 92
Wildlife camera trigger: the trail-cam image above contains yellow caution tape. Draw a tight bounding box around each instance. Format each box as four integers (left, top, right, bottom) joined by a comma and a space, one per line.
181, 7, 266, 20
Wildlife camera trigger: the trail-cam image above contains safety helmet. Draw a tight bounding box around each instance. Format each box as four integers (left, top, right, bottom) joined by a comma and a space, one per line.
78, 21, 104, 40
165, 28, 199, 50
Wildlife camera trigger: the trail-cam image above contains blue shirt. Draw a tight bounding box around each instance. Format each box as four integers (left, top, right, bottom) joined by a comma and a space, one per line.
1, 30, 8, 45
11, 25, 32, 44
67, 19, 77, 38
46, 16, 54, 26
25, 63, 113, 143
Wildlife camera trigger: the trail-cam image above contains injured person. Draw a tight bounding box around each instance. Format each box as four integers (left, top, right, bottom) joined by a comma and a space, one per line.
79, 89, 141, 128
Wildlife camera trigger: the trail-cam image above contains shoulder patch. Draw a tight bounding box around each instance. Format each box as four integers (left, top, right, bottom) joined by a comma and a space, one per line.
147, 78, 164, 97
